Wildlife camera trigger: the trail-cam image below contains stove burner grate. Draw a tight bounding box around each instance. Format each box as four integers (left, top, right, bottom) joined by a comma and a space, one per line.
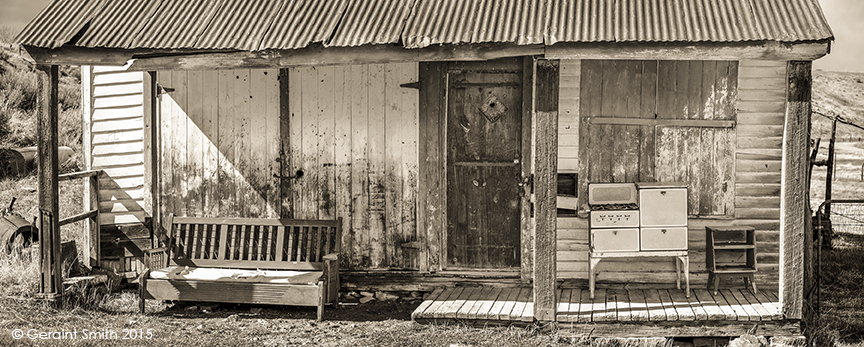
590, 203, 638, 211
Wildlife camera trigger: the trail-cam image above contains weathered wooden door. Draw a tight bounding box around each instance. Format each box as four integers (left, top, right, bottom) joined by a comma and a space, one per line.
446, 60, 522, 269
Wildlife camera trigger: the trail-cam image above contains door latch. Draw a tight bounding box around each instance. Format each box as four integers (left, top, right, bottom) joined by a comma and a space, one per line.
273, 169, 304, 180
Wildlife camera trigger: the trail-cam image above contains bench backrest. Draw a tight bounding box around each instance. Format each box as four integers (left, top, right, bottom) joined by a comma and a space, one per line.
166, 215, 342, 271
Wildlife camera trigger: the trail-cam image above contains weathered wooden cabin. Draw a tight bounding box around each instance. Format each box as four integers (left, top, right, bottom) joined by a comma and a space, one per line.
18, 0, 832, 338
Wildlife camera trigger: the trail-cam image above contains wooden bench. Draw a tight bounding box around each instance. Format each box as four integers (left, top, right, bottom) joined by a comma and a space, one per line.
139, 215, 341, 320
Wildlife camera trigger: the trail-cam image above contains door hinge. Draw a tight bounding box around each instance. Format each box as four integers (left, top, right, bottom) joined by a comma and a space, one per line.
400, 81, 420, 90
519, 174, 534, 195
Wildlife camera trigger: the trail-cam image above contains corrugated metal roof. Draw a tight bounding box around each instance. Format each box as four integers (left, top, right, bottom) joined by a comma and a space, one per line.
403, 0, 546, 48
131, 0, 225, 49
76, 0, 163, 48
327, 0, 414, 47
195, 0, 285, 50
545, 0, 833, 44
16, 0, 104, 48
259, 0, 349, 50
16, 0, 834, 51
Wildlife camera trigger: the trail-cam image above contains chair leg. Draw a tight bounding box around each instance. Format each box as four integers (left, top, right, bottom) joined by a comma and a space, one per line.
713, 274, 720, 296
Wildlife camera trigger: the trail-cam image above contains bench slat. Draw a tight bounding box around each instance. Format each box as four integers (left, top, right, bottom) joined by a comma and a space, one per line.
172, 258, 325, 271
172, 217, 341, 227
215, 225, 226, 260
191, 224, 201, 259
208, 224, 217, 260
275, 226, 285, 262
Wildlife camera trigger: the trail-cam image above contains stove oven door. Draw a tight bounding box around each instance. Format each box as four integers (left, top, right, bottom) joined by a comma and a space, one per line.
591, 228, 640, 252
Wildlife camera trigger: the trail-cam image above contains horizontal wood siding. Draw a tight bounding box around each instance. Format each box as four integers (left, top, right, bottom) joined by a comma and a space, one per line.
556, 60, 785, 290
735, 60, 786, 289
288, 64, 419, 270
157, 69, 281, 226
87, 66, 146, 225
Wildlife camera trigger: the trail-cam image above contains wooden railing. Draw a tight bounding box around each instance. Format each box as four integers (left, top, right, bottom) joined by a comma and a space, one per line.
57, 169, 101, 267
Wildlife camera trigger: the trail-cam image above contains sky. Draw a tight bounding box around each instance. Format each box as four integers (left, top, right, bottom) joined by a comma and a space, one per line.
0, 0, 861, 73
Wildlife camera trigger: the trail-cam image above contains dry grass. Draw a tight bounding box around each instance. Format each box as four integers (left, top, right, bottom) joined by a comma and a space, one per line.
809, 232, 864, 347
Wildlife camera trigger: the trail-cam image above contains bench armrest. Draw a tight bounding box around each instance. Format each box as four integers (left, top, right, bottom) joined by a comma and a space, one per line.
322, 253, 340, 306
143, 247, 169, 270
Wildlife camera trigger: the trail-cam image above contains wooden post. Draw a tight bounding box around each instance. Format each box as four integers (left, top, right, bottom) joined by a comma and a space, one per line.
521, 57, 535, 281
824, 118, 837, 218
90, 174, 100, 267
144, 71, 158, 248
533, 59, 559, 322
37, 65, 61, 301
418, 62, 446, 272
81, 65, 94, 266
780, 61, 811, 320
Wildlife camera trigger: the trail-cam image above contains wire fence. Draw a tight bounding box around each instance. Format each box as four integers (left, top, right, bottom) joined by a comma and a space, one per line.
827, 203, 864, 234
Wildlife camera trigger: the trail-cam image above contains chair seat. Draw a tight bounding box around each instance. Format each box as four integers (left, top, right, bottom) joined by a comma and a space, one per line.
149, 266, 323, 285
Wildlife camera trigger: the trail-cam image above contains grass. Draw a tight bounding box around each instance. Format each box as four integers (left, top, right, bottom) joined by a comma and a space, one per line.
809, 232, 864, 347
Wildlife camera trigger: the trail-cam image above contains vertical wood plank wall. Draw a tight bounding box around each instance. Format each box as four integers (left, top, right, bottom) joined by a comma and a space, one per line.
287, 64, 419, 270
84, 66, 147, 225
156, 69, 282, 226
555, 59, 785, 288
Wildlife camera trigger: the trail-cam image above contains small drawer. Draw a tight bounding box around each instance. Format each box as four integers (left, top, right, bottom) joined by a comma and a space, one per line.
591, 228, 640, 252
640, 227, 688, 251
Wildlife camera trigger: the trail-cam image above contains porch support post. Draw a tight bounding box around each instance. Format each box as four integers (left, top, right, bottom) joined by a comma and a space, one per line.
533, 59, 559, 322
780, 61, 811, 320
37, 65, 62, 301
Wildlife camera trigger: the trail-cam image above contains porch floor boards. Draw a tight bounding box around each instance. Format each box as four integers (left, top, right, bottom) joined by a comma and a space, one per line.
411, 287, 783, 323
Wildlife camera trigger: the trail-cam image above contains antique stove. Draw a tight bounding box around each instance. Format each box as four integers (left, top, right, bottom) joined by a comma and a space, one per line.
587, 182, 691, 299
588, 182, 689, 252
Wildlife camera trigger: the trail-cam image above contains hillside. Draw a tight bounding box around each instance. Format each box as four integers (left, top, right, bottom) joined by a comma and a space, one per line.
0, 26, 82, 171
813, 69, 864, 141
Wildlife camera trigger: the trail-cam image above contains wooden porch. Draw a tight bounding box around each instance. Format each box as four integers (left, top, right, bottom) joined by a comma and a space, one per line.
412, 287, 800, 337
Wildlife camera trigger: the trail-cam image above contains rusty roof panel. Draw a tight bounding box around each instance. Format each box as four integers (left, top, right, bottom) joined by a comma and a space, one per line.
16, 0, 104, 48
131, 0, 225, 49
260, 0, 349, 50
404, 0, 545, 49
195, 0, 284, 50
76, 0, 163, 48
327, 0, 415, 47
546, 0, 833, 44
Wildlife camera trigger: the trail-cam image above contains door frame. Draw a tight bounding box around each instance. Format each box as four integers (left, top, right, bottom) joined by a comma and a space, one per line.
418, 57, 535, 277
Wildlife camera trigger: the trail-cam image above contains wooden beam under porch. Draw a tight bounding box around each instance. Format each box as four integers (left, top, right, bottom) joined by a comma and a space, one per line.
412, 287, 799, 337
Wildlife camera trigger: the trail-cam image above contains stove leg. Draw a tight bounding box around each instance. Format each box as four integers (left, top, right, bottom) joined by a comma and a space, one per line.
588, 256, 601, 300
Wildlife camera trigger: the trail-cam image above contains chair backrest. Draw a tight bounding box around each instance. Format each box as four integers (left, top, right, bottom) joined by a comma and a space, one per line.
166, 215, 342, 271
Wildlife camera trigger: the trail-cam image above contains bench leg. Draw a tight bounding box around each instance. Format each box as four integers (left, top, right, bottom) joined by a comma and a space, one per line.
138, 269, 150, 314
317, 281, 326, 321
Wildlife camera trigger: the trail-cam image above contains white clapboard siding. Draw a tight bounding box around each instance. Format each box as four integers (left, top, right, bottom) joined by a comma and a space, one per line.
84, 66, 147, 225
558, 60, 580, 172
